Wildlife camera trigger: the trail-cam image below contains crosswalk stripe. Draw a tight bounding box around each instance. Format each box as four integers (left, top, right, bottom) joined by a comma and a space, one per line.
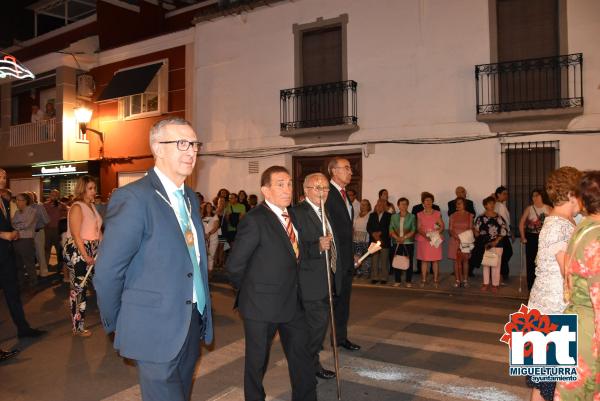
370, 310, 506, 333
402, 297, 516, 317
319, 351, 528, 401
206, 386, 285, 401
350, 329, 506, 363
100, 339, 246, 401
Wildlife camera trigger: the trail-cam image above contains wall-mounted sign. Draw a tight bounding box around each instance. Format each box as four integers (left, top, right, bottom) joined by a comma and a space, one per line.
32, 162, 88, 177
0, 55, 35, 80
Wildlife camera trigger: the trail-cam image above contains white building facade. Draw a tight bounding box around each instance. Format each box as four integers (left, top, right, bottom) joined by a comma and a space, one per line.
193, 0, 600, 222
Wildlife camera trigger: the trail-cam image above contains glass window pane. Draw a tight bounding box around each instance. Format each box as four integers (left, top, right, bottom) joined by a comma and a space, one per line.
131, 94, 141, 115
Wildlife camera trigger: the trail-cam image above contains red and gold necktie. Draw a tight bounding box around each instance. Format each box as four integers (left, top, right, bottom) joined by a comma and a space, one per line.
281, 211, 299, 259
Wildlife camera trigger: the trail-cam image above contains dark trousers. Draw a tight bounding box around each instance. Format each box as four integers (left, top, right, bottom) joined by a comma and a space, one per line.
303, 297, 330, 373
243, 308, 316, 401
44, 227, 63, 267
333, 269, 353, 343
0, 249, 31, 334
137, 308, 203, 401
13, 238, 37, 286
500, 237, 513, 279
393, 244, 414, 283
525, 232, 539, 290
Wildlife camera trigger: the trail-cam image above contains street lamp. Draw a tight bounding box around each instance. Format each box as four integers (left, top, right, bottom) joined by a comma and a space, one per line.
74, 106, 104, 158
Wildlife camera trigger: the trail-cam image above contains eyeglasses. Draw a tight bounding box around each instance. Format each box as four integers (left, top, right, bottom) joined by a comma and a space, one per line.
158, 139, 202, 152
305, 186, 330, 192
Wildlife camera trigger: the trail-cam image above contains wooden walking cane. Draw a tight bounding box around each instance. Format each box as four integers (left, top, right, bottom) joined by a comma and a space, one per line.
318, 190, 342, 401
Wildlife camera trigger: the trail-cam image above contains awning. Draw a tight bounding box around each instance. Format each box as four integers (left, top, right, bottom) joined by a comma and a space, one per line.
96, 62, 162, 101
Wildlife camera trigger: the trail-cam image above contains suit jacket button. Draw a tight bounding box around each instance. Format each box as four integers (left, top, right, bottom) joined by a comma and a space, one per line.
187, 273, 193, 278
186, 300, 192, 305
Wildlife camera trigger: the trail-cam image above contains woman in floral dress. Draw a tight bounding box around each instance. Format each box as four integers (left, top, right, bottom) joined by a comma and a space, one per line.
526, 167, 582, 401
472, 196, 507, 293
555, 171, 600, 401
63, 176, 102, 337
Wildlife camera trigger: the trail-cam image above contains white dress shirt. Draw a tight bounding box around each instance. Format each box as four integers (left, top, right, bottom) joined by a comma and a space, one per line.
495, 201, 511, 233
154, 167, 200, 304
330, 180, 353, 219
264, 200, 298, 240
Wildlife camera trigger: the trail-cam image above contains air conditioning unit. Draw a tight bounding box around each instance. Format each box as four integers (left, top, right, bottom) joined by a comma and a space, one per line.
77, 74, 95, 98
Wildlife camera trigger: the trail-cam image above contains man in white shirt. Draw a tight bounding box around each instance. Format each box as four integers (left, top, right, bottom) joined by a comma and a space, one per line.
291, 172, 336, 380
227, 166, 316, 401
325, 157, 360, 351
94, 118, 213, 401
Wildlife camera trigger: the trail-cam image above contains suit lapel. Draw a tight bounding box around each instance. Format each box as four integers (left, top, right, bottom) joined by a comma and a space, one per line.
329, 183, 352, 224
301, 201, 324, 234
148, 169, 188, 245
261, 203, 297, 261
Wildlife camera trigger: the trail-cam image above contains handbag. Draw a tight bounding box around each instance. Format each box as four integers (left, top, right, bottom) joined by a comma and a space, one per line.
482, 248, 499, 267
458, 230, 475, 245
392, 244, 410, 270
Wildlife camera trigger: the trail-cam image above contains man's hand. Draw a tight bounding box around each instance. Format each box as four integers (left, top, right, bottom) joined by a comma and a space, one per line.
319, 235, 332, 252
0, 231, 18, 241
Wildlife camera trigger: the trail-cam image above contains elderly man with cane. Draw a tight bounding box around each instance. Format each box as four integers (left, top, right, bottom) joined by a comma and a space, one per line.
291, 173, 341, 387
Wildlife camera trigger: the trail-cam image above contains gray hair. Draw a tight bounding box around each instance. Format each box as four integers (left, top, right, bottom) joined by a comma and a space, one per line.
149, 117, 193, 155
303, 172, 328, 192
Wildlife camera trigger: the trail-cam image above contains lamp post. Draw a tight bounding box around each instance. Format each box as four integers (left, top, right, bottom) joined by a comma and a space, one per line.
74, 106, 105, 159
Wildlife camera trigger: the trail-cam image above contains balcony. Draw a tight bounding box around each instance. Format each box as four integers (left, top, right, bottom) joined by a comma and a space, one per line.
280, 80, 358, 138
9, 118, 58, 147
475, 53, 583, 129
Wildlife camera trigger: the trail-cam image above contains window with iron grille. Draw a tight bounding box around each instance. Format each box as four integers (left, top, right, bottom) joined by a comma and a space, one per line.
501, 141, 559, 235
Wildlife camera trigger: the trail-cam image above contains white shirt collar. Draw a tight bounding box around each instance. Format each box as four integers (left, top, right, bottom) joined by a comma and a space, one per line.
330, 180, 344, 192
154, 166, 184, 195
305, 198, 322, 214
265, 199, 287, 215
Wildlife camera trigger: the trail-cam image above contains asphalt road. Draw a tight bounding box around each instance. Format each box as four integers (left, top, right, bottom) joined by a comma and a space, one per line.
0, 272, 529, 401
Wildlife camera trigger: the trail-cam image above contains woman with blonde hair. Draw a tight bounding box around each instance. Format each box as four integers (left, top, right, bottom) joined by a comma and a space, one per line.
63, 175, 102, 337
554, 171, 600, 401
526, 166, 582, 401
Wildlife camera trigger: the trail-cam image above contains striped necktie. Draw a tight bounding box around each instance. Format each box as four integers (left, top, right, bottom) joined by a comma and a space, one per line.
281, 211, 299, 259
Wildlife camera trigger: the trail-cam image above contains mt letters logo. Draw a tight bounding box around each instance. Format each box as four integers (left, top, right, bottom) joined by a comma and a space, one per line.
500, 304, 577, 383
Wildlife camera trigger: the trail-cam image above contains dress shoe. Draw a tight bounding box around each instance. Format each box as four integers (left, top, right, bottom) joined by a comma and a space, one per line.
339, 339, 361, 351
0, 349, 19, 362
316, 368, 336, 379
17, 328, 47, 339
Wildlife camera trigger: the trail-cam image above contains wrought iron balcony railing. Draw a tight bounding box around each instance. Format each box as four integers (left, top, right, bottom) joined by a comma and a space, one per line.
476, 53, 583, 114
280, 80, 358, 131
9, 118, 57, 147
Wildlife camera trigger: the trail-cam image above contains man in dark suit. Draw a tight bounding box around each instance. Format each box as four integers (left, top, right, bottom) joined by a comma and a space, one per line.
94, 118, 213, 401
447, 186, 476, 217
291, 172, 336, 380
325, 157, 360, 351
0, 168, 46, 362
227, 166, 316, 401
